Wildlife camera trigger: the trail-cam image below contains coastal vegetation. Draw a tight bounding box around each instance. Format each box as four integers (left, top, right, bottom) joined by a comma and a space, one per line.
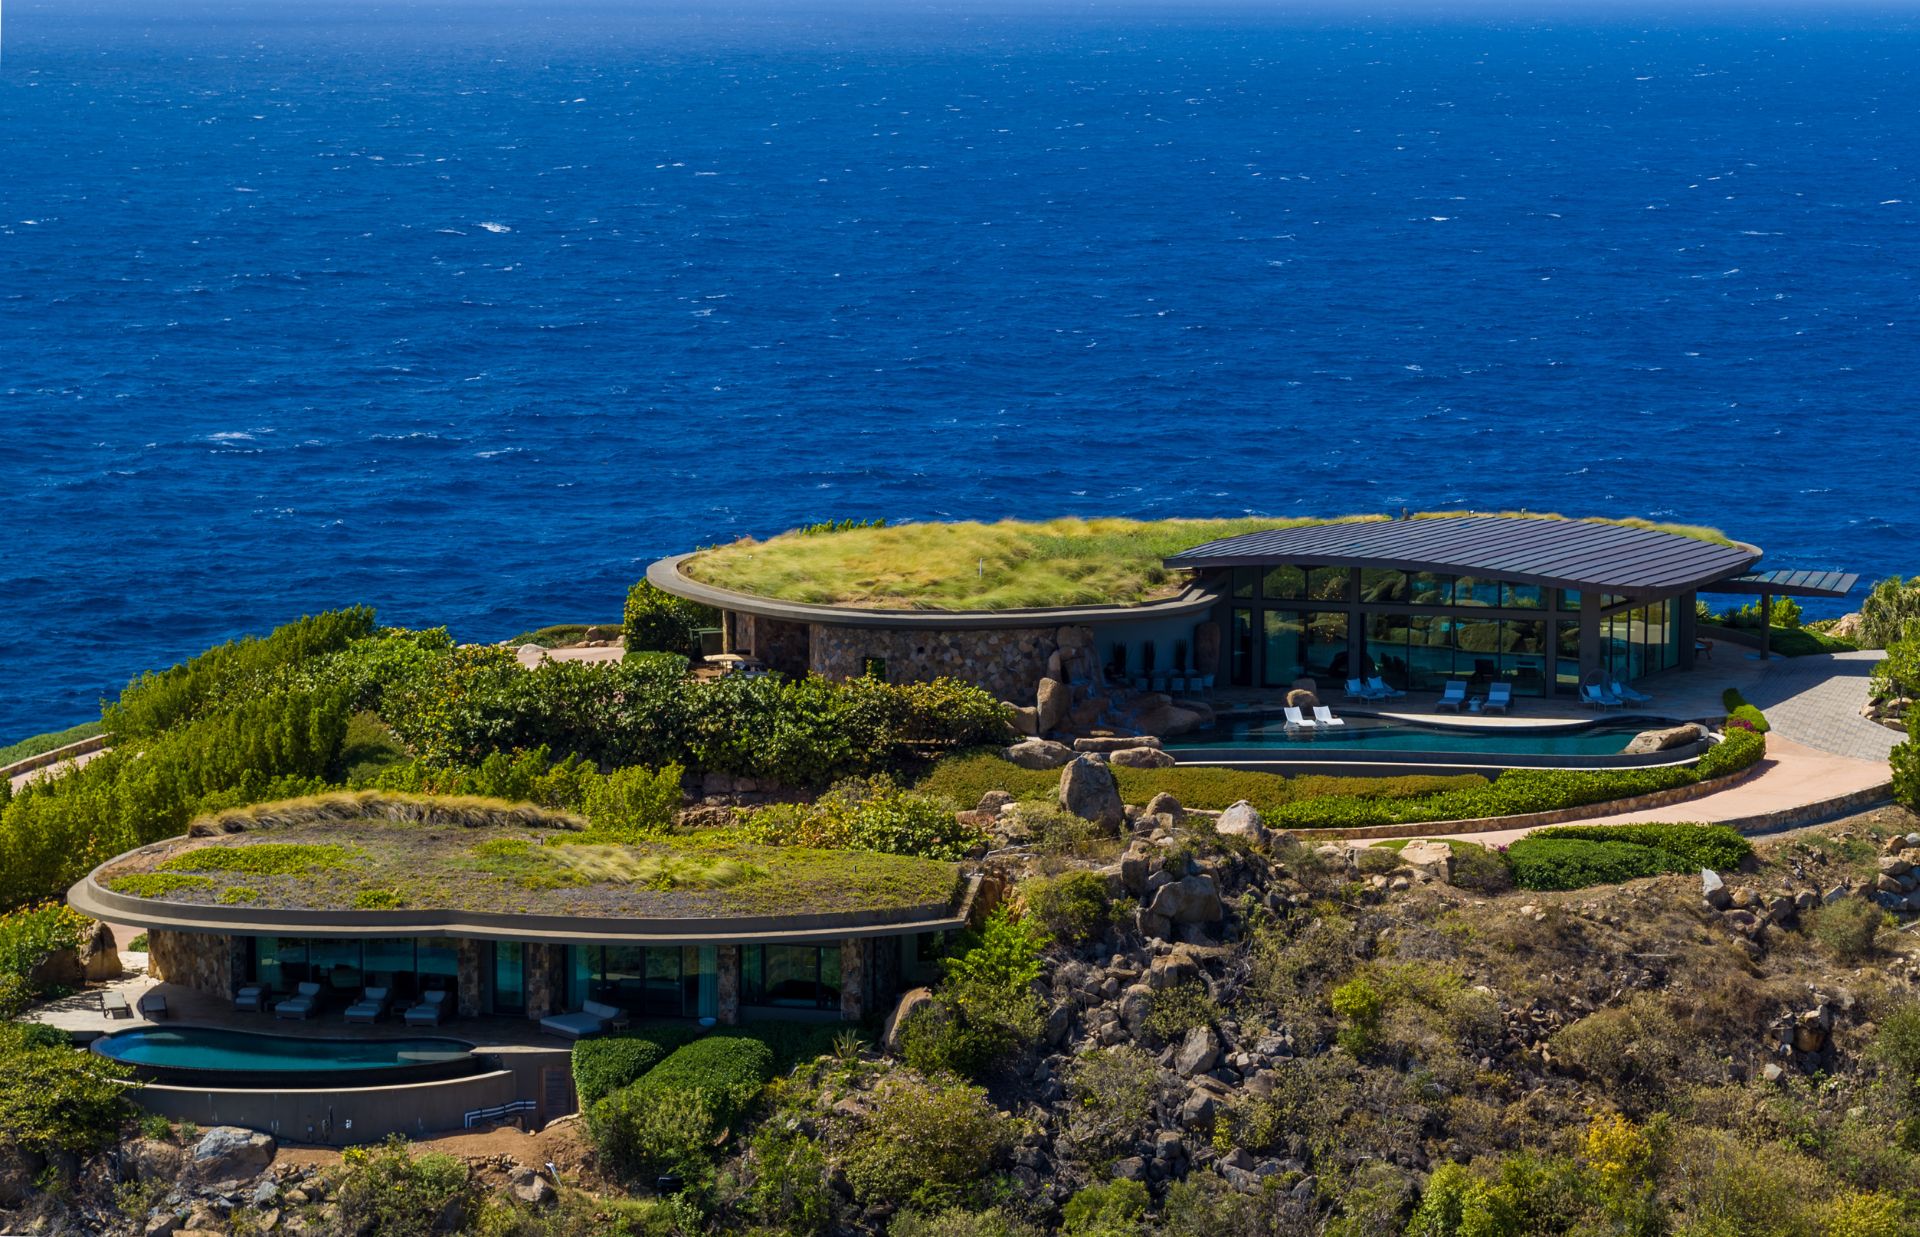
680, 514, 1740, 611
0, 720, 105, 768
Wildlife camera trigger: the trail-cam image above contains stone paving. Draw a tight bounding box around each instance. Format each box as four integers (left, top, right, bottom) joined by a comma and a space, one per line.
1745, 650, 1900, 761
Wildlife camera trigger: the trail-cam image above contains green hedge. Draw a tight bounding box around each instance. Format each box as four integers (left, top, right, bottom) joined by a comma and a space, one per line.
571, 1023, 707, 1109
1506, 823, 1749, 891
588, 1034, 777, 1178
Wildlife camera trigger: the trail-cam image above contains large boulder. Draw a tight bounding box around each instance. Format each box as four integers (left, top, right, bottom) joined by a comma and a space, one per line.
191, 1126, 276, 1185
1007, 704, 1041, 737
514, 643, 549, 669
1398, 840, 1454, 881
1110, 746, 1176, 769
883, 987, 934, 1055
1144, 791, 1185, 822
1073, 735, 1164, 754
1134, 695, 1213, 738
1146, 874, 1223, 924
81, 920, 123, 982
1059, 756, 1125, 830
1036, 678, 1070, 732
1624, 723, 1708, 755
125, 1136, 186, 1183
1003, 739, 1075, 770
508, 1166, 556, 1207
1215, 800, 1267, 845
1174, 1026, 1222, 1077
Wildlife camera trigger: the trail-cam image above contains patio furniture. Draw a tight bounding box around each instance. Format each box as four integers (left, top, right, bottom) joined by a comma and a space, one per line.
1695, 639, 1714, 661
1346, 678, 1382, 700
1609, 679, 1653, 704
1311, 705, 1347, 727
275, 981, 323, 1020
233, 983, 265, 1013
1281, 706, 1317, 731
344, 986, 390, 1025
540, 999, 632, 1040
1366, 676, 1407, 700
101, 991, 131, 1020
1434, 682, 1468, 713
137, 992, 169, 1020
403, 989, 451, 1027
1483, 683, 1513, 715
1581, 684, 1624, 709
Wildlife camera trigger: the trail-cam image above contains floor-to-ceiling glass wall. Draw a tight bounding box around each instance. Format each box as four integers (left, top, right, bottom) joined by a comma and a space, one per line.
249, 935, 461, 1008
566, 945, 717, 1019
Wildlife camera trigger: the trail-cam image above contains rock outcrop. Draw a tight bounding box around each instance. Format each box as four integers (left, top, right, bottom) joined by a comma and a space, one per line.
1059, 756, 1125, 830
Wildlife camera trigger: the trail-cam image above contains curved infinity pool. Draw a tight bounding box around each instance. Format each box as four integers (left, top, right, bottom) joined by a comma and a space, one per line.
92, 1026, 480, 1087
1165, 714, 1678, 758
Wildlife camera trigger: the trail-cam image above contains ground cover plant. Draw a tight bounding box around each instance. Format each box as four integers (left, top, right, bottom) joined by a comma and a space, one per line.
680, 514, 1738, 611
95, 793, 964, 920
503, 622, 624, 648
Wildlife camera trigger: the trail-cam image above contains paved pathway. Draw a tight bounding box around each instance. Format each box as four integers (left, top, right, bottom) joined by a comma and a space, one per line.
7, 745, 107, 794
1746, 650, 1899, 761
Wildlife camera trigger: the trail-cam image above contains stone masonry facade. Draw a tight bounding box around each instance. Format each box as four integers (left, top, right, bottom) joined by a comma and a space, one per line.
809, 624, 1061, 703
148, 929, 242, 999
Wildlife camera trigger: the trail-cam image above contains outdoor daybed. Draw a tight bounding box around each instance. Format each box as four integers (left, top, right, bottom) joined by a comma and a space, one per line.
275, 981, 323, 1019
541, 999, 631, 1040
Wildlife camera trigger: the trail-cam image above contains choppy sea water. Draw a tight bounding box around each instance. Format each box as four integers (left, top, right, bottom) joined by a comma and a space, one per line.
2, 0, 1916, 740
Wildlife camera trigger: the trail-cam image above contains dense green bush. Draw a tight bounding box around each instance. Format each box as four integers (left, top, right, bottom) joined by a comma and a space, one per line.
900, 909, 1047, 1079
1022, 871, 1112, 943
1060, 1179, 1150, 1236
744, 1123, 833, 1235
842, 1074, 1014, 1211
890, 1208, 1042, 1237
623, 580, 720, 658
1808, 898, 1887, 964
0, 1021, 139, 1160
1861, 576, 1920, 649
744, 776, 979, 859
1504, 837, 1690, 891
0, 902, 91, 981
571, 1024, 707, 1109
333, 1135, 478, 1237
1530, 823, 1751, 870
622, 650, 691, 675
588, 1035, 775, 1179
105, 607, 375, 737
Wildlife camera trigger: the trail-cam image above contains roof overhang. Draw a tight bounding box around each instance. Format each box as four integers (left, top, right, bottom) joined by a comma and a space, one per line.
1701, 570, 1860, 600
647, 553, 1220, 629
1163, 516, 1760, 597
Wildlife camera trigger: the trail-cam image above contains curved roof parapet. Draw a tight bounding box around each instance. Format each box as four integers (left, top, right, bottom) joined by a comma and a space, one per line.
647, 553, 1223, 628
1163, 515, 1761, 596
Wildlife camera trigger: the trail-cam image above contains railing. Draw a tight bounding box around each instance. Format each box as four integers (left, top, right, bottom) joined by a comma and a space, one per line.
464, 1099, 536, 1128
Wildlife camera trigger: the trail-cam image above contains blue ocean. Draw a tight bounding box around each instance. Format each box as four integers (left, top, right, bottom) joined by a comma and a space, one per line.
2, 0, 1916, 740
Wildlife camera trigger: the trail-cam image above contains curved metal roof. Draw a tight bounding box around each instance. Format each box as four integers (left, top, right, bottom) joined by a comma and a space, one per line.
1163, 516, 1759, 595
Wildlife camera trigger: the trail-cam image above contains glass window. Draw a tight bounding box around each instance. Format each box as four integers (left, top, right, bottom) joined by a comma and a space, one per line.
1230, 609, 1254, 687
743, 945, 840, 1011
1454, 617, 1502, 683
1559, 590, 1582, 611
1261, 565, 1305, 600
1261, 610, 1303, 688
311, 940, 364, 995
258, 937, 306, 994
493, 942, 525, 1015
1407, 615, 1454, 691
1409, 573, 1453, 606
1503, 582, 1544, 610
1555, 620, 1582, 690
1365, 612, 1412, 688
1503, 621, 1548, 695
1232, 568, 1258, 599
1453, 576, 1500, 608
365, 939, 417, 1001
1306, 567, 1352, 603
417, 937, 459, 1005
1303, 610, 1350, 681
684, 946, 718, 1020
1359, 569, 1407, 605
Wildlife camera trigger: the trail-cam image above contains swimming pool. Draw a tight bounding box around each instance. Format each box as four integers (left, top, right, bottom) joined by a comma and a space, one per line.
1165, 715, 1691, 761
92, 1026, 480, 1087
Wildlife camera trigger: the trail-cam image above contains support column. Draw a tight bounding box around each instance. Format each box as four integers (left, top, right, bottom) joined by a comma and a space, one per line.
525, 944, 563, 1021
1580, 604, 1602, 690
840, 938, 868, 1022
717, 946, 740, 1026
1760, 591, 1772, 661
456, 940, 484, 1019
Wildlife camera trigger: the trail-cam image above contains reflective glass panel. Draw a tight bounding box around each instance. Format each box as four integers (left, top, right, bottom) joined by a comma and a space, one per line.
1230, 609, 1254, 687
1262, 610, 1303, 688
1232, 568, 1258, 599
1503, 582, 1544, 610
1262, 565, 1305, 600
1410, 573, 1453, 606
1453, 576, 1500, 608
1306, 567, 1352, 603
1303, 610, 1349, 680
1359, 569, 1408, 604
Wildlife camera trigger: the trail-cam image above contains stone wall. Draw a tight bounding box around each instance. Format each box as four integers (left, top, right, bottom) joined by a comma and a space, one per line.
839, 937, 869, 1021
746, 616, 812, 678
525, 944, 566, 1020
717, 946, 741, 1026
148, 930, 239, 1000
456, 940, 484, 1019
810, 623, 1061, 703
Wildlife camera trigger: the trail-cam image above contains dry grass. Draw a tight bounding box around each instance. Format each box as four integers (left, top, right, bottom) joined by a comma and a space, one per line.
187, 790, 587, 836
681, 513, 1740, 610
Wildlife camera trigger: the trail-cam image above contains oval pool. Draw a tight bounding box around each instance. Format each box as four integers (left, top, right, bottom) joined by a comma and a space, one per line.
92, 1026, 481, 1088
1163, 714, 1701, 768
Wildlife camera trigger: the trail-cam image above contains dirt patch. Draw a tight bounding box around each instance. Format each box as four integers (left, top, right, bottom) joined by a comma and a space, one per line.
274, 1117, 597, 1188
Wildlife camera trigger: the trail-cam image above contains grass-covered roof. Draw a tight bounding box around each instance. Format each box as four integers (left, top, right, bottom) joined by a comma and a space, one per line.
97, 792, 962, 921
678, 514, 1737, 611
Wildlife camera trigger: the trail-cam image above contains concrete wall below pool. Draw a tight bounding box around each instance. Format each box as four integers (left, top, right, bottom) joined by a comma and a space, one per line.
132, 1067, 538, 1146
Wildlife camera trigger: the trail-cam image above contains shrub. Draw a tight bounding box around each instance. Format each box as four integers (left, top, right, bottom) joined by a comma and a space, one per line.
891, 1208, 1043, 1237
572, 1024, 706, 1110
1870, 1001, 1920, 1109
1696, 725, 1767, 779
1062, 1047, 1159, 1164
334, 1135, 478, 1237
1529, 822, 1752, 870
842, 1074, 1014, 1210
1061, 1179, 1150, 1236
580, 763, 685, 841
622, 650, 690, 675
587, 1035, 774, 1179
1022, 871, 1111, 943
901, 909, 1047, 1079
744, 776, 978, 860
1504, 836, 1684, 891
745, 1124, 832, 1235
622, 580, 719, 658
1331, 975, 1386, 1055
1141, 981, 1220, 1044
1808, 898, 1887, 964
0, 1022, 140, 1159
0, 902, 91, 980
1862, 576, 1920, 649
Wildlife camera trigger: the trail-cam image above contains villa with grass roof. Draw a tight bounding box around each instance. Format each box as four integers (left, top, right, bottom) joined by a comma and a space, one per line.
651, 514, 1857, 719
69, 794, 971, 1029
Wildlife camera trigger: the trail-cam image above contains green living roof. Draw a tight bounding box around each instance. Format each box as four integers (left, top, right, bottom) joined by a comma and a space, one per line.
94, 793, 962, 921
677, 514, 1739, 612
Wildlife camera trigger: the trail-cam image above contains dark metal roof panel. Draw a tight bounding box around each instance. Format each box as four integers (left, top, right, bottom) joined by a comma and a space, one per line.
1705, 570, 1860, 599
1164, 516, 1760, 594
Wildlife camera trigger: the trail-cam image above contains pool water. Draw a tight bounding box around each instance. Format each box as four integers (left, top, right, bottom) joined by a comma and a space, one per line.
93, 1026, 475, 1083
1166, 715, 1674, 757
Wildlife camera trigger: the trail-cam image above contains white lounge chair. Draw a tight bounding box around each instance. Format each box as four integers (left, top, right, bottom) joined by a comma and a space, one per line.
344, 986, 389, 1025
1367, 676, 1407, 700
1282, 706, 1317, 731
233, 983, 265, 1012
403, 989, 450, 1027
1312, 705, 1347, 727
1434, 682, 1468, 713
1483, 683, 1513, 715
540, 999, 632, 1040
1610, 679, 1653, 704
1346, 678, 1382, 700
1582, 684, 1624, 709
274, 981, 323, 1020
102, 991, 131, 1020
